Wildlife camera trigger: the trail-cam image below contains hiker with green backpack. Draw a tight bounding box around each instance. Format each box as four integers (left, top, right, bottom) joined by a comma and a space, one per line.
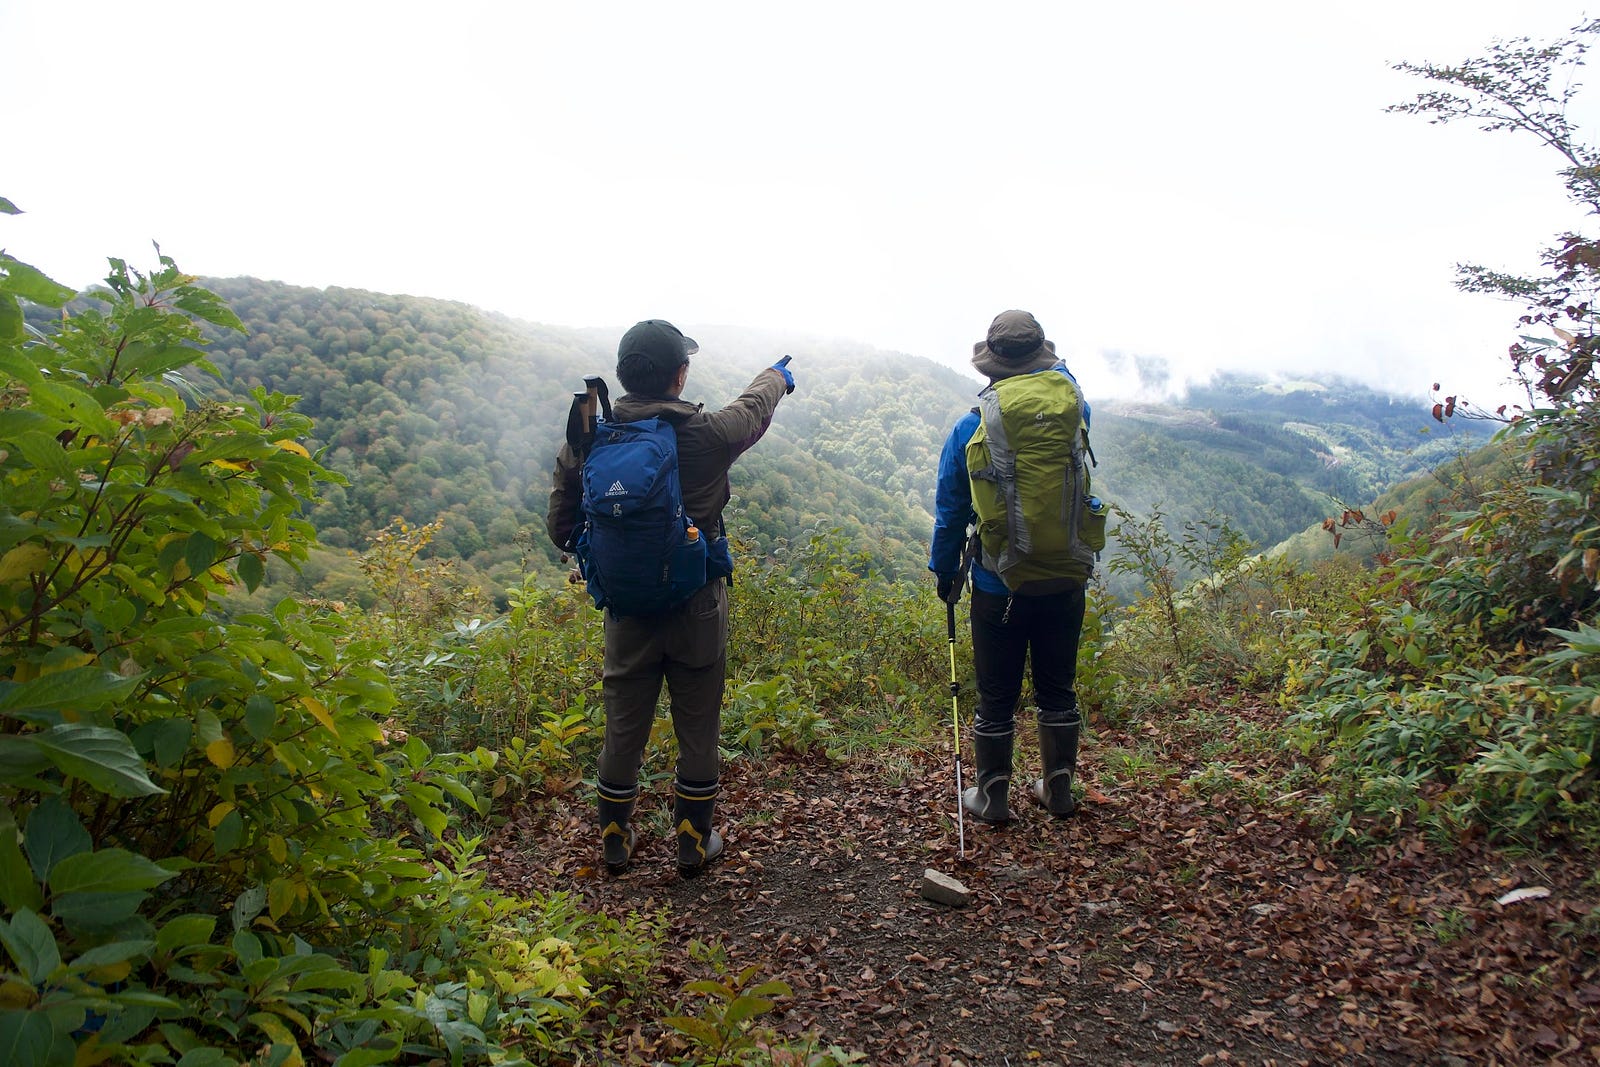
546, 320, 794, 877
929, 310, 1107, 824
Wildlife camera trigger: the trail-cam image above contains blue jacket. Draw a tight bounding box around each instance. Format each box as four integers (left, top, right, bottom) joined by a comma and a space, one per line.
928, 364, 1090, 596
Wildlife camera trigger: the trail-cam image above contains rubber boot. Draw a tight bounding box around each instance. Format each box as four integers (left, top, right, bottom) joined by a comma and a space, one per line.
597, 779, 638, 874
1032, 713, 1081, 817
961, 724, 1014, 824
674, 777, 724, 877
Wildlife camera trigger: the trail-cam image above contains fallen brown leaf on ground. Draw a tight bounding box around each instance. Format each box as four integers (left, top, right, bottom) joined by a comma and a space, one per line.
490, 700, 1600, 1066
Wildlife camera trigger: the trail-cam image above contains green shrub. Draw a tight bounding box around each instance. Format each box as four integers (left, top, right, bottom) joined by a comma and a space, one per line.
0, 236, 641, 1064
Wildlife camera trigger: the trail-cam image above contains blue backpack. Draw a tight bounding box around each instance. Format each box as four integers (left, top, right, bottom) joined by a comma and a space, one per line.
577, 415, 724, 616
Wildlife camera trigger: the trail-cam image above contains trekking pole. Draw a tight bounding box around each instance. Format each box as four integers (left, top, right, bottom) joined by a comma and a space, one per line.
947, 597, 966, 859
581, 375, 611, 449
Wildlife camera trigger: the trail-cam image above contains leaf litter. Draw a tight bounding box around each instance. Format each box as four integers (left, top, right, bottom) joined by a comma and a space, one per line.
491, 698, 1600, 1065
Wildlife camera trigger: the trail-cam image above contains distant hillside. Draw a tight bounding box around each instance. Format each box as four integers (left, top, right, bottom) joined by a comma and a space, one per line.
1272, 434, 1521, 566
1092, 375, 1491, 561
76, 276, 1492, 600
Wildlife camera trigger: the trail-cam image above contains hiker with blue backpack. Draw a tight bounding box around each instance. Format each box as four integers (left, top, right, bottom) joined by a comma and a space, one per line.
546, 319, 794, 877
929, 310, 1107, 825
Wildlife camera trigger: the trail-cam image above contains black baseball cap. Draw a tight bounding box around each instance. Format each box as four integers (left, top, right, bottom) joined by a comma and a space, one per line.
617, 319, 699, 371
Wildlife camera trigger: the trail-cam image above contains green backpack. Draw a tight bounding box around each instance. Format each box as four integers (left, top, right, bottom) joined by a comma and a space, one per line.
965, 364, 1106, 593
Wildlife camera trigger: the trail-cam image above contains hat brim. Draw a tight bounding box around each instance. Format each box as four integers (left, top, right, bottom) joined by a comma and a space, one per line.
972, 337, 1055, 360
971, 338, 1058, 380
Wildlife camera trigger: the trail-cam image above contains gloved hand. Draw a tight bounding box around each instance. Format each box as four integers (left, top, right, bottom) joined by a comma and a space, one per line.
936, 572, 958, 604
771, 355, 795, 394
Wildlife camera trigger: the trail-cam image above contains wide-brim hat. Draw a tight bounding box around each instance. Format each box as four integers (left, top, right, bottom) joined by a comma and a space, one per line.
971, 310, 1057, 379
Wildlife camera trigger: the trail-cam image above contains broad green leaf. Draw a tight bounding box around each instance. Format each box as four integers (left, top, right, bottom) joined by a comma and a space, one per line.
0, 811, 43, 913
290, 966, 363, 994
0, 1009, 53, 1067
238, 551, 265, 593
0, 350, 44, 385
26, 724, 165, 797
400, 792, 447, 839
49, 889, 147, 931
174, 1048, 233, 1067
0, 543, 53, 584
745, 979, 792, 997
106, 990, 178, 1010
267, 878, 297, 921
184, 532, 218, 576
145, 616, 219, 637
299, 696, 338, 737
332, 1044, 402, 1067
232, 929, 263, 965
156, 915, 217, 954
0, 296, 19, 343
171, 288, 245, 333
111, 562, 164, 603
131, 718, 192, 768
49, 848, 176, 895
663, 1015, 723, 1046
434, 775, 483, 814
0, 255, 76, 308
194, 709, 223, 747
0, 668, 143, 719
0, 734, 52, 780
25, 380, 117, 440
115, 343, 206, 381
69, 939, 154, 971
90, 596, 138, 634
0, 909, 60, 982
6, 435, 75, 483
96, 1000, 160, 1045
212, 809, 244, 855
0, 410, 62, 442
22, 796, 90, 883
0, 197, 19, 215
243, 695, 275, 741
724, 994, 776, 1028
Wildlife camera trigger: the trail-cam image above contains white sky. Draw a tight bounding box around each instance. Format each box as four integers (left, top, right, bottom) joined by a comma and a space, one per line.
4, 1, 1597, 406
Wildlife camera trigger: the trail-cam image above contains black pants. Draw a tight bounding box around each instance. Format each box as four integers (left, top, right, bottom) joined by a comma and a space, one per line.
970, 585, 1086, 732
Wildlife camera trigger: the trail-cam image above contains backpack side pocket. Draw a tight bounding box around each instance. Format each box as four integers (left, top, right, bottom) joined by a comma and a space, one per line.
1081, 496, 1109, 554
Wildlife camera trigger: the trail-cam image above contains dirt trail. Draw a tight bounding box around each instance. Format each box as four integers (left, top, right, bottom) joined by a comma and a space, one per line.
492, 705, 1600, 1066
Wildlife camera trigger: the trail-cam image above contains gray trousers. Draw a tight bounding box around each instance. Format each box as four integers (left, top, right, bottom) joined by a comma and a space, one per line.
596, 580, 728, 788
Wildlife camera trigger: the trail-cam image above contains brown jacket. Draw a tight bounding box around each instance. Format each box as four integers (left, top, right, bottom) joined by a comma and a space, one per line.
546, 367, 789, 552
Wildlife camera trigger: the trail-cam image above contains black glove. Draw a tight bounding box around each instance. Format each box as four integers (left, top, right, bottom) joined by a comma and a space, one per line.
936, 572, 958, 604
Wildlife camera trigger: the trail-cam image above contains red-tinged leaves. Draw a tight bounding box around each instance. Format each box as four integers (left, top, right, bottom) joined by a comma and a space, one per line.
1432, 402, 1445, 421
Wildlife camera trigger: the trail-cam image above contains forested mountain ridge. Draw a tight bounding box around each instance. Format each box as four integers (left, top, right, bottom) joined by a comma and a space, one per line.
162, 277, 1487, 595
191, 278, 971, 585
